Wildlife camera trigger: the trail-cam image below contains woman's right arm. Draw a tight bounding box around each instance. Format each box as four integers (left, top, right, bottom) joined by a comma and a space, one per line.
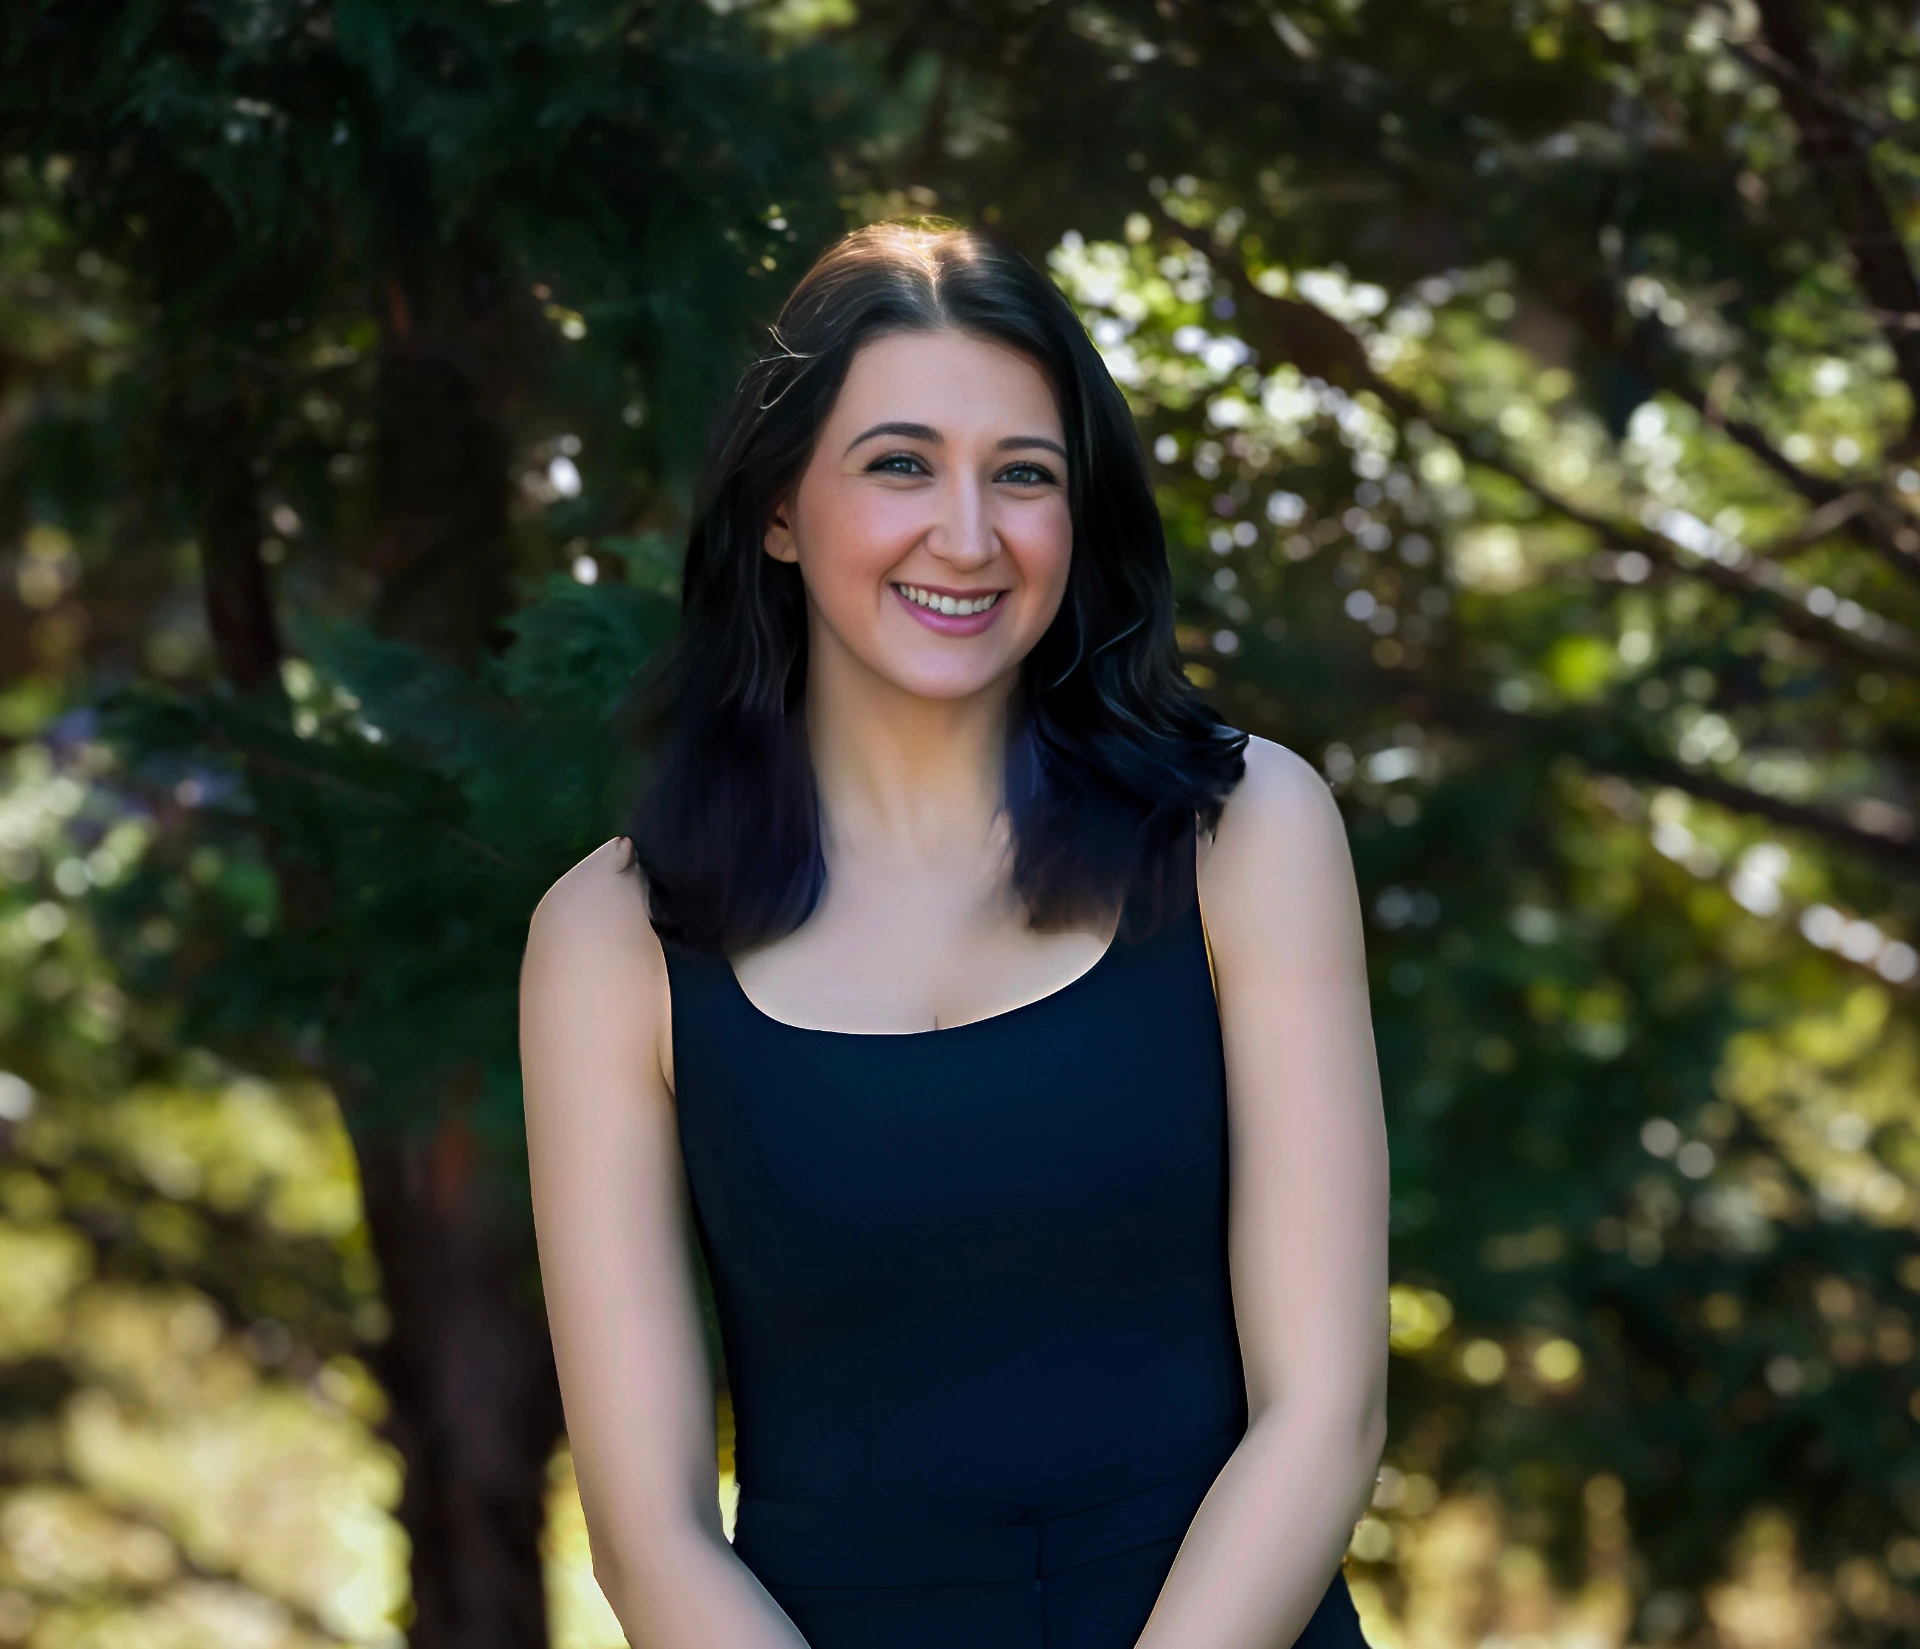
519, 838, 810, 1649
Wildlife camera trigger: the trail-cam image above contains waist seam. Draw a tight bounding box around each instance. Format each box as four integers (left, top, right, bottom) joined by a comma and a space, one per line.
735, 1423, 1242, 1523
731, 1428, 1240, 1590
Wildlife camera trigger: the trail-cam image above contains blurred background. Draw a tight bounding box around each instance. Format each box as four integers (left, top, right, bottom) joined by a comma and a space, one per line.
2, 1, 1918, 1645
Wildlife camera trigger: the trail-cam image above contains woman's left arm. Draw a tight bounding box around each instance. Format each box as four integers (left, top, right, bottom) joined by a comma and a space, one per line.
1135, 736, 1391, 1649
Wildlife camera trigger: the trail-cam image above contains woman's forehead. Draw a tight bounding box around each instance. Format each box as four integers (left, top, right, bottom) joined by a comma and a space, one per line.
831, 330, 1063, 434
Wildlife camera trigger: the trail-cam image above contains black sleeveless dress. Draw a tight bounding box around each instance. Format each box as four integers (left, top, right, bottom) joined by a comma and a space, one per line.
664, 887, 1369, 1649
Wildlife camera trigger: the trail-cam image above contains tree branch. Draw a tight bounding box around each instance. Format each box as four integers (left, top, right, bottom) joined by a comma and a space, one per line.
1630, 757, 1917, 873
180, 710, 533, 877
1441, 435, 1920, 682
1165, 215, 1920, 680
1422, 688, 1920, 875
1751, 0, 1920, 440
1746, 488, 1870, 559
1145, 208, 1919, 872
1615, 325, 1920, 583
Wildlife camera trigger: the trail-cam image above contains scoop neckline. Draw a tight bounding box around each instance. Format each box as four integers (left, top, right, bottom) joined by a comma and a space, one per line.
721, 922, 1126, 1040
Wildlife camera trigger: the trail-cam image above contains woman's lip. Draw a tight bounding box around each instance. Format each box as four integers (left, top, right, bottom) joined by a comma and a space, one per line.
890, 582, 1007, 636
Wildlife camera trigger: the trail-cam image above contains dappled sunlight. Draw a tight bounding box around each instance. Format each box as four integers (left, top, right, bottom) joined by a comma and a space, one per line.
541, 1447, 626, 1649
7, 0, 1920, 1640
0, 1173, 408, 1648
1345, 1487, 1920, 1649
0, 763, 407, 1649
539, 1399, 739, 1648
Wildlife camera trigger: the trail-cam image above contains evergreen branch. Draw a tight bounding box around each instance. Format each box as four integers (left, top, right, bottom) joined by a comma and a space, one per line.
116, 690, 536, 878
204, 733, 534, 877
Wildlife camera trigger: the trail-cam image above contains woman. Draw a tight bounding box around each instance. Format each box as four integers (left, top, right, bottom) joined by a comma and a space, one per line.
519, 221, 1389, 1648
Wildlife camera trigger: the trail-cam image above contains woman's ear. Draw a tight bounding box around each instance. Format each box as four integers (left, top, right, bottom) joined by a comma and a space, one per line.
764, 500, 800, 563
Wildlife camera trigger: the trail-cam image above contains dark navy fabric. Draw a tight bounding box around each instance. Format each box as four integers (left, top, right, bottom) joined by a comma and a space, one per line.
664, 890, 1368, 1647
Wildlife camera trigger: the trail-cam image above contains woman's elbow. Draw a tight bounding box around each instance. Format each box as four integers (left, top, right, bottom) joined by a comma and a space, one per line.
1247, 1374, 1387, 1462
587, 1484, 713, 1587
1254, 1340, 1389, 1438
1335, 1381, 1388, 1482
590, 1513, 721, 1642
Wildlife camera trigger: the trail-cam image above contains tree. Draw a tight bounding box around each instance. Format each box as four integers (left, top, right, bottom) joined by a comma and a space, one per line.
4, 3, 853, 1644
849, 0, 1920, 1636
7, 0, 1920, 1644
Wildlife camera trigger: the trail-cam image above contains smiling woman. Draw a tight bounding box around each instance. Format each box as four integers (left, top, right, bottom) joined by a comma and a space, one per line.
625, 222, 1245, 956
518, 222, 1388, 1649
759, 329, 1075, 697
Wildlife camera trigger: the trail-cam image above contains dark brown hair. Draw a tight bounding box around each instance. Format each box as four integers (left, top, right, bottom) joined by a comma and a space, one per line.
628, 221, 1246, 952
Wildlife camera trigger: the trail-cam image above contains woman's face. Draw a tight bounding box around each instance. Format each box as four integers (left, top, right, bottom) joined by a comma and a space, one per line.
765, 327, 1073, 703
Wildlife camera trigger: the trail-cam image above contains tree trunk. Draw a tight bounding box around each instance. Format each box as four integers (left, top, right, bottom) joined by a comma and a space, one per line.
355, 1118, 565, 1649
365, 206, 517, 664
191, 395, 284, 703
340, 229, 563, 1647
193, 361, 561, 1646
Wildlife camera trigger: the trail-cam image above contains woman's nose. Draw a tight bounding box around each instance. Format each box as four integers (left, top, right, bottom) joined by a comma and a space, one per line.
927, 479, 999, 569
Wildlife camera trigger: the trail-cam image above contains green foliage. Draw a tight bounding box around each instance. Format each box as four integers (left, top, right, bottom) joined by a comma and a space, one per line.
99, 571, 675, 1165
9, 0, 1920, 1642
1, 0, 857, 681
0, 728, 403, 1641
991, 2, 1920, 1622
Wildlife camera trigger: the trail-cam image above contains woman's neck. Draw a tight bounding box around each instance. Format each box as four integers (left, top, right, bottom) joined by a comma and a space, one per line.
803, 636, 1017, 870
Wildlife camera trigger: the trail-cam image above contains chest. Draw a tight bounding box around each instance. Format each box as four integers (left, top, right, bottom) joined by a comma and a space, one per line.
728, 897, 1121, 1036
670, 908, 1228, 1295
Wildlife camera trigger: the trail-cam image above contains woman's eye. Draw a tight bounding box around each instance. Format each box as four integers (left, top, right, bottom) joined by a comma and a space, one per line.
998, 462, 1057, 487
869, 452, 930, 476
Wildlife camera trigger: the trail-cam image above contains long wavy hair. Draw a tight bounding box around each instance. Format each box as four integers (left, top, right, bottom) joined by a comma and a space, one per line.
627, 220, 1247, 954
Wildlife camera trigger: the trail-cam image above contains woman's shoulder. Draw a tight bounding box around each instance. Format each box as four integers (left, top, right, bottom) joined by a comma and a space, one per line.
521, 837, 676, 1093
524, 837, 666, 986
1201, 735, 1354, 937
1213, 734, 1342, 841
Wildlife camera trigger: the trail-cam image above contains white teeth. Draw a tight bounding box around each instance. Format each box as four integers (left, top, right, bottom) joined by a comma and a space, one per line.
896, 584, 1001, 616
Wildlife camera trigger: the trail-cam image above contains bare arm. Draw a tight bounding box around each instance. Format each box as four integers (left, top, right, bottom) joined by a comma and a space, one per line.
519, 838, 811, 1649
1134, 739, 1392, 1649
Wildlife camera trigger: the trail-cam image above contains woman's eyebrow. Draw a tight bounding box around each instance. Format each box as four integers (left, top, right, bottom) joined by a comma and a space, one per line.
996, 435, 1068, 460
842, 423, 1069, 463
844, 420, 941, 454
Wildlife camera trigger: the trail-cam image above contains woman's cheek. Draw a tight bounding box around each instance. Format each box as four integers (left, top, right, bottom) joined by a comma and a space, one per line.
835, 491, 932, 577
1010, 504, 1073, 595
867, 497, 938, 558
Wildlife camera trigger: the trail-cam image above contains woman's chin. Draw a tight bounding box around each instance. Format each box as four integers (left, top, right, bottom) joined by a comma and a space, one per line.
867, 654, 1022, 704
